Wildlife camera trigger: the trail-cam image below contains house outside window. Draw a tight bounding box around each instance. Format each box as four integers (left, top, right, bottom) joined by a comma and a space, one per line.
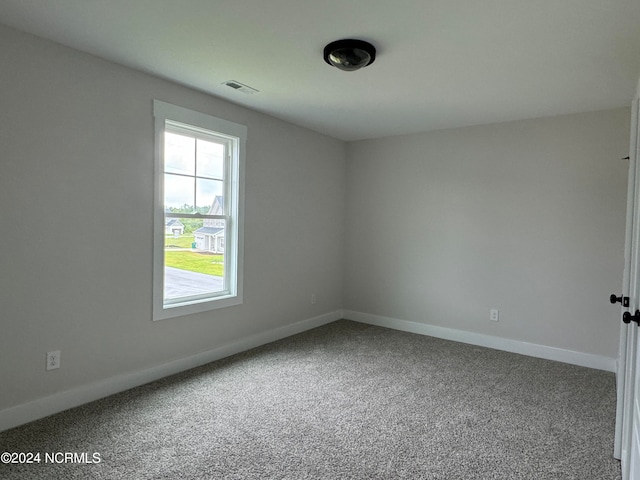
194, 196, 225, 253
153, 101, 246, 320
165, 218, 185, 237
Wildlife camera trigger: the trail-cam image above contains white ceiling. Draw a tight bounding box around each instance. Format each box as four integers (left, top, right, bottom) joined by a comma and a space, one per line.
1, 0, 640, 141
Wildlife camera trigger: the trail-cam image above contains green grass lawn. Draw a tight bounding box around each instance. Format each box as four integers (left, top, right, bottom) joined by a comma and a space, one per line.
164, 234, 224, 276
165, 250, 224, 277
165, 234, 195, 249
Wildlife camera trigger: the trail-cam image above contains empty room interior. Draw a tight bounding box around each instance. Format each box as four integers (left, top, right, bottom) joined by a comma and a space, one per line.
2, 1, 640, 478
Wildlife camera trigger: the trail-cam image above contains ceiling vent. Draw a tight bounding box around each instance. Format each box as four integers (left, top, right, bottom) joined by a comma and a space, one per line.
222, 80, 259, 95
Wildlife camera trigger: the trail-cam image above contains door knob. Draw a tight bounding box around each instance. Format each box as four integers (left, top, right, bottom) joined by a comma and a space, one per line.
611, 294, 630, 307
623, 310, 640, 325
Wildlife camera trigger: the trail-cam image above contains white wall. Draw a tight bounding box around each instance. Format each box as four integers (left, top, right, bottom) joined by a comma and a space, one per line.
345, 109, 630, 359
0, 25, 346, 412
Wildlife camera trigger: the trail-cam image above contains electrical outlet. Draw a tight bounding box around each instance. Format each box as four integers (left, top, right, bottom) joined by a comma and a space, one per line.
46, 350, 61, 371
490, 309, 500, 322
310, 293, 317, 305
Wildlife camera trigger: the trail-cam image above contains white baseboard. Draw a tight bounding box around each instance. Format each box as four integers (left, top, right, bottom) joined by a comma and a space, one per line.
2, 309, 614, 433
343, 310, 617, 373
0, 310, 342, 433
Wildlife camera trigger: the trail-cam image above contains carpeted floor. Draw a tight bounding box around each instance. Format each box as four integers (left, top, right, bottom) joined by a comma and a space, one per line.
0, 320, 621, 479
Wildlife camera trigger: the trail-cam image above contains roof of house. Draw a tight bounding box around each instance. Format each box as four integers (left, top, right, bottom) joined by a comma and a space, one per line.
194, 227, 224, 236
207, 196, 224, 215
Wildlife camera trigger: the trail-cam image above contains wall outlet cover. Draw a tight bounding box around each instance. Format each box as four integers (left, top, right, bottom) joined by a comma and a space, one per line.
46, 350, 61, 371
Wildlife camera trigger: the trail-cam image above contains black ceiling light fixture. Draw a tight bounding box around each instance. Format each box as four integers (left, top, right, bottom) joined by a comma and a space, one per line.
323, 39, 376, 72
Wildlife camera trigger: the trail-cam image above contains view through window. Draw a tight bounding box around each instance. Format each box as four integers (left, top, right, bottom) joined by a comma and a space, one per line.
153, 101, 245, 320
163, 128, 228, 302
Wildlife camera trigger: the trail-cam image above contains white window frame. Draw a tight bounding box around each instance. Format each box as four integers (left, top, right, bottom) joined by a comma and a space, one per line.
153, 100, 245, 321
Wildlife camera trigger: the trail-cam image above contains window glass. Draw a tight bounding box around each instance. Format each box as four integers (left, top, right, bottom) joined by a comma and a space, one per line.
153, 100, 245, 320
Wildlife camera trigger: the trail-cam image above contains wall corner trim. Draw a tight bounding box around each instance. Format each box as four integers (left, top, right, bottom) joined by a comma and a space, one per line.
0, 310, 342, 433
343, 310, 617, 373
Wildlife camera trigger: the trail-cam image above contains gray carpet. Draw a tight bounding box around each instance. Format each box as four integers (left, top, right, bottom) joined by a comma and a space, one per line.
0, 320, 621, 479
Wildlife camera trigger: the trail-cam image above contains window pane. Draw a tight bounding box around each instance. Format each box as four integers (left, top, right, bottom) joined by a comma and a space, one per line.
197, 139, 224, 179
164, 174, 194, 212
164, 217, 226, 301
165, 131, 195, 176
196, 178, 224, 213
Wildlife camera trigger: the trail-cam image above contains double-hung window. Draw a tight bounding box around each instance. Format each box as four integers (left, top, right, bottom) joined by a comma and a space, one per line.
153, 101, 245, 320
